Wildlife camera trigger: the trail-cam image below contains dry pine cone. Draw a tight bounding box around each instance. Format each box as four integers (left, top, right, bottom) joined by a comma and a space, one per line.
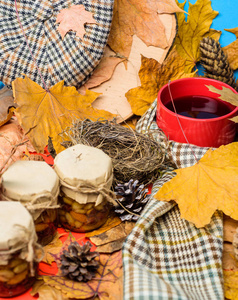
200, 37, 237, 91
60, 241, 99, 282
114, 179, 150, 221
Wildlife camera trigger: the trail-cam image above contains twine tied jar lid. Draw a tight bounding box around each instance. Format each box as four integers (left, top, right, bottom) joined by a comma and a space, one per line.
54, 144, 115, 206
1, 161, 60, 220
0, 201, 38, 266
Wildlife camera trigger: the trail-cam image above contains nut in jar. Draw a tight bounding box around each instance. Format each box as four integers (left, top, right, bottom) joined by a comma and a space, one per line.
0, 202, 43, 298
54, 144, 117, 232
1, 160, 60, 246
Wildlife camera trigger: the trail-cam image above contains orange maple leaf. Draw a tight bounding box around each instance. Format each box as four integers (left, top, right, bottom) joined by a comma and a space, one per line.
56, 5, 95, 39
155, 142, 238, 228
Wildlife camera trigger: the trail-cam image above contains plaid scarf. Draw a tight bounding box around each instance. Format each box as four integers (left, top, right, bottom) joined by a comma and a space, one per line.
122, 100, 224, 299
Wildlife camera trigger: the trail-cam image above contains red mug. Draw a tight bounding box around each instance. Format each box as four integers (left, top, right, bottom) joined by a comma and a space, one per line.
156, 78, 238, 148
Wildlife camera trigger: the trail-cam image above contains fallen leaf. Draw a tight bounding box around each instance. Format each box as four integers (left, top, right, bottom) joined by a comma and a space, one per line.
12, 76, 115, 154
42, 232, 64, 265
224, 270, 238, 300
89, 221, 135, 253
206, 85, 238, 122
156, 0, 185, 14
173, 0, 221, 72
223, 242, 238, 272
85, 214, 122, 238
223, 28, 238, 70
224, 215, 238, 243
43, 250, 123, 299
79, 55, 125, 92
0, 117, 31, 172
154, 142, 238, 228
0, 87, 16, 127
31, 279, 69, 300
126, 48, 196, 116
107, 0, 183, 60
56, 5, 95, 39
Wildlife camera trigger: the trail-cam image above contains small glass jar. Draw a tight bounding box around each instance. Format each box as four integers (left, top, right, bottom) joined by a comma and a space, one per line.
0, 201, 43, 298
1, 161, 59, 246
54, 144, 114, 232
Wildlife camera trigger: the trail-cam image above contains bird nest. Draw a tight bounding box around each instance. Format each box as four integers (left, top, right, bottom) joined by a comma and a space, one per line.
61, 119, 170, 186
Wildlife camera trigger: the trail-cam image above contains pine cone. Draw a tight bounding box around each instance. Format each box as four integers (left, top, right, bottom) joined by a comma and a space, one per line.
200, 37, 237, 91
114, 179, 150, 221
60, 241, 99, 282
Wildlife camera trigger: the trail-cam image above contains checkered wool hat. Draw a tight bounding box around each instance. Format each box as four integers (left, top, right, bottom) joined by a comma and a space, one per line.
0, 0, 114, 88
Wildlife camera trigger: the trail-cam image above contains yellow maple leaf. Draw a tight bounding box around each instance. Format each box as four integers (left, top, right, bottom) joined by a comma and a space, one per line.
206, 85, 238, 122
108, 0, 183, 60
223, 28, 238, 70
155, 142, 238, 228
173, 0, 221, 72
224, 270, 238, 300
126, 48, 196, 116
12, 76, 115, 154
56, 5, 95, 39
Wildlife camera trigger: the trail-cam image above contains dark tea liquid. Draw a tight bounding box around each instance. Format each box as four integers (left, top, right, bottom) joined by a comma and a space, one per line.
165, 95, 232, 119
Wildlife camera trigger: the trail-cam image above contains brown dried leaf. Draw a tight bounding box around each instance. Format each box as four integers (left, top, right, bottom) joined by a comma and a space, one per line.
56, 5, 95, 39
85, 214, 122, 238
224, 215, 238, 243
223, 28, 238, 70
89, 221, 135, 253
223, 242, 238, 272
79, 55, 125, 92
0, 117, 30, 172
126, 48, 196, 116
107, 0, 183, 60
42, 232, 64, 265
0, 87, 16, 127
43, 250, 123, 299
31, 279, 69, 300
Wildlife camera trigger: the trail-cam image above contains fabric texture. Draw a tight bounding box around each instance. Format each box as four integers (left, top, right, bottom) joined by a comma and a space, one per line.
123, 99, 224, 299
0, 0, 113, 88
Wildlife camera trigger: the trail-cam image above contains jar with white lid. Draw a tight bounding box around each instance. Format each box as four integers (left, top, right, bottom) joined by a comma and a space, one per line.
54, 144, 116, 232
0, 201, 43, 298
1, 161, 59, 246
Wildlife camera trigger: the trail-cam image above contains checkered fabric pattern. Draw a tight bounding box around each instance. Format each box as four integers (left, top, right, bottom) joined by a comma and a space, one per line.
0, 0, 113, 88
123, 100, 224, 299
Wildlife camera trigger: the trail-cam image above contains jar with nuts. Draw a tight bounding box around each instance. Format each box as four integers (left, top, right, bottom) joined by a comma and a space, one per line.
0, 202, 43, 298
54, 144, 116, 232
1, 161, 60, 246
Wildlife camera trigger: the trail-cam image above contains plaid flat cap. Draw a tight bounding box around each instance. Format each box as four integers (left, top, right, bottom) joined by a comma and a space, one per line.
0, 0, 114, 88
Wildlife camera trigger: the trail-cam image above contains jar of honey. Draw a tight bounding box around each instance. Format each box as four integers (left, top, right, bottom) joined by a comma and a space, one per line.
1, 161, 59, 246
54, 144, 115, 232
0, 201, 43, 298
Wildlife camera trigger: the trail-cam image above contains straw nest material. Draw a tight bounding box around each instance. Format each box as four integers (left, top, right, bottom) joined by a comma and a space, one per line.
61, 119, 170, 186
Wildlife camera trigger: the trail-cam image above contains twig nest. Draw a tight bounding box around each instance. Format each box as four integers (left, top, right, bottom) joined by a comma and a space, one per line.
61, 119, 167, 186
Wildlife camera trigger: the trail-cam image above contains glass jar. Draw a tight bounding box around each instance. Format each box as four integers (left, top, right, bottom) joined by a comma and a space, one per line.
0, 202, 43, 298
54, 144, 115, 232
1, 161, 59, 246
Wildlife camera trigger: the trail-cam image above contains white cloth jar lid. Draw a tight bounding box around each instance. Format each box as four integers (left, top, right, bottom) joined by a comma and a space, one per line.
1, 161, 59, 219
0, 201, 37, 265
54, 144, 113, 205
